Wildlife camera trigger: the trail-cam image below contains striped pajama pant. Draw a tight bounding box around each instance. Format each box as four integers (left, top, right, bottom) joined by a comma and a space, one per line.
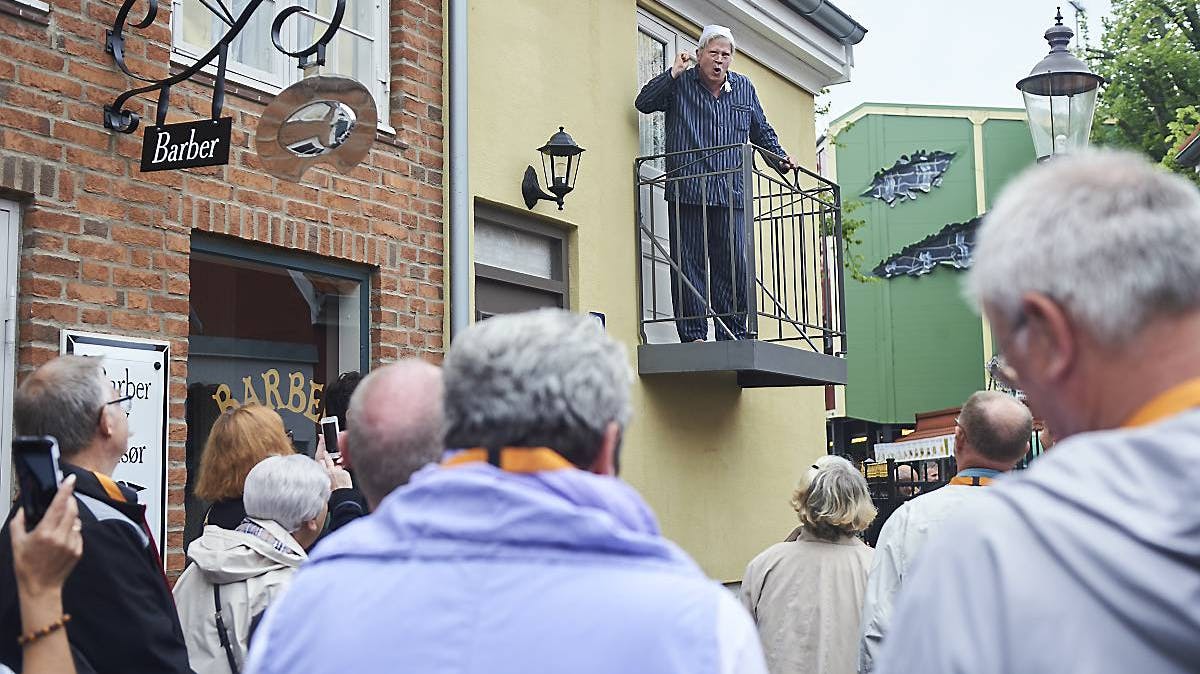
667, 202, 748, 342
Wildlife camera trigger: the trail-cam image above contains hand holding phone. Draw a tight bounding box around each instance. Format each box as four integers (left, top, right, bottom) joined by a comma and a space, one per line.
10, 474, 82, 596
319, 416, 341, 461
314, 426, 352, 491
13, 436, 64, 531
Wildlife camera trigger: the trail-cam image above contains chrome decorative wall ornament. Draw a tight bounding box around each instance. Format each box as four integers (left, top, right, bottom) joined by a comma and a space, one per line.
102, 0, 346, 133
254, 75, 378, 181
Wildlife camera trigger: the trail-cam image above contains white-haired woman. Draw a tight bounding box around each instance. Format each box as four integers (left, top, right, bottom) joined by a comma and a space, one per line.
740, 455, 877, 674
173, 455, 331, 673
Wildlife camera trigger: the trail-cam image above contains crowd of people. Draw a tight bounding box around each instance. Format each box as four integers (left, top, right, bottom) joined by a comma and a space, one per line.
2, 148, 1200, 673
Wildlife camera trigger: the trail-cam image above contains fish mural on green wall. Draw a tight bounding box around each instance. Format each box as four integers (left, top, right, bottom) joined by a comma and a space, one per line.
861, 150, 956, 206
872, 216, 981, 279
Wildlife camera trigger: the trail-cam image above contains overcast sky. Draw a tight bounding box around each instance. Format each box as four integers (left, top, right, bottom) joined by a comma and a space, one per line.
821, 0, 1113, 129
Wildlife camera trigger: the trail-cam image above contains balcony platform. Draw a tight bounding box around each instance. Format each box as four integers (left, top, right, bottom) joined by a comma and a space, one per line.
637, 339, 846, 388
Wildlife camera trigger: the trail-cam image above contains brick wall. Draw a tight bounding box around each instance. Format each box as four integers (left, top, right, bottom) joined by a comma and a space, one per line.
0, 0, 445, 575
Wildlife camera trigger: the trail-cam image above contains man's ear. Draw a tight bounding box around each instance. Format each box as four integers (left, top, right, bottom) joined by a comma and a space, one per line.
1021, 293, 1077, 383
586, 422, 621, 476
96, 406, 115, 440
301, 515, 322, 537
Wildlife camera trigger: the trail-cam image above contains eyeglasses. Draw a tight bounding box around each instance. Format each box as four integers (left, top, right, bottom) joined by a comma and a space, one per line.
106, 394, 134, 415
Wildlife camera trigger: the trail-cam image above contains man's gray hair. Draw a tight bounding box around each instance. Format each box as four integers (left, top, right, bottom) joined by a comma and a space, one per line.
14, 355, 110, 459
698, 24, 736, 53
958, 391, 1032, 465
346, 359, 444, 506
243, 455, 331, 532
967, 151, 1200, 344
443, 309, 632, 469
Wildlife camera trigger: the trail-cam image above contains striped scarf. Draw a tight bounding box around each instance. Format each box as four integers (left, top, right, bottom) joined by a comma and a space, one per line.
235, 518, 300, 557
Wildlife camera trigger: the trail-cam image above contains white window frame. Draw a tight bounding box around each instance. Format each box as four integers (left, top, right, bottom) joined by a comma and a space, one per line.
636, 10, 696, 163
636, 11, 698, 343
637, 10, 695, 67
0, 200, 20, 510
170, 0, 392, 131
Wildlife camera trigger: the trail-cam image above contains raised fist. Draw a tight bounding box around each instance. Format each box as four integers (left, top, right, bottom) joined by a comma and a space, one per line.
670, 51, 693, 78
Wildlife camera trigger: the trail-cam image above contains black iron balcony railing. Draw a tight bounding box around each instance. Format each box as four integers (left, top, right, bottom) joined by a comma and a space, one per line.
635, 143, 846, 356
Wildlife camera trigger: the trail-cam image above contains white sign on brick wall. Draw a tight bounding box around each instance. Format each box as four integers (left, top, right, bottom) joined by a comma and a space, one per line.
62, 330, 169, 565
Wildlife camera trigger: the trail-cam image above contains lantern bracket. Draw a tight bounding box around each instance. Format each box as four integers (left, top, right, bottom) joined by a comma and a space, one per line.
102, 0, 346, 133
522, 165, 563, 210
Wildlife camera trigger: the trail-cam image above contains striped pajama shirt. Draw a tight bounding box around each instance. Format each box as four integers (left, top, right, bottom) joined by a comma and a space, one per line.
635, 67, 789, 341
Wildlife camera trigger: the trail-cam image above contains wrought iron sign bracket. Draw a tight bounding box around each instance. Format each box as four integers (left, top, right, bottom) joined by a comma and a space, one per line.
102, 0, 346, 134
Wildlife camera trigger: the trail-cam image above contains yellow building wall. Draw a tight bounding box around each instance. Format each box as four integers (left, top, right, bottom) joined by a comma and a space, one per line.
468, 0, 826, 581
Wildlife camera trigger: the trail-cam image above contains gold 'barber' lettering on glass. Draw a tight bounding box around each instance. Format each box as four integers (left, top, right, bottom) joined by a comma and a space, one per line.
209, 368, 325, 422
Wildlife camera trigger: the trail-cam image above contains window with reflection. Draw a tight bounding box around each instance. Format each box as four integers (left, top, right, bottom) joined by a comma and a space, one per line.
184, 239, 368, 543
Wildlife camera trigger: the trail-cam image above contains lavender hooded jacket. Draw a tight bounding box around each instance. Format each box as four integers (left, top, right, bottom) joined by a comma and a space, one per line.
245, 461, 763, 674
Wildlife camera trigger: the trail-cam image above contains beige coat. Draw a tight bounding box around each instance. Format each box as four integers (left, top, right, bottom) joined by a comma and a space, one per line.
740, 530, 874, 674
172, 519, 306, 674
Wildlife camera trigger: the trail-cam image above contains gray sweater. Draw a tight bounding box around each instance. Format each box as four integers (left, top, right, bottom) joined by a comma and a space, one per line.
877, 410, 1200, 673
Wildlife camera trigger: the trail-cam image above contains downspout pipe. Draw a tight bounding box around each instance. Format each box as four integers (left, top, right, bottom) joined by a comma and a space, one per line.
448, 0, 470, 341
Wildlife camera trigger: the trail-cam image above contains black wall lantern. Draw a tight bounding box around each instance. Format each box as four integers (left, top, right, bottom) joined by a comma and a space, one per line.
522, 127, 585, 210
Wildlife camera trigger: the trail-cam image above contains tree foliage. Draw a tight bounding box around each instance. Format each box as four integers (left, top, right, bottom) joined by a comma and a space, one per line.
1087, 0, 1200, 182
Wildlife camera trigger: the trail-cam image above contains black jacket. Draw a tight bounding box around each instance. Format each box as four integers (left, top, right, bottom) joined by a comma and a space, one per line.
0, 464, 193, 673
203, 497, 247, 530
327, 487, 367, 532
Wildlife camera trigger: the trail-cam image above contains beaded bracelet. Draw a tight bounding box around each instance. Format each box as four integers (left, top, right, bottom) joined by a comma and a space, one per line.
17, 614, 71, 647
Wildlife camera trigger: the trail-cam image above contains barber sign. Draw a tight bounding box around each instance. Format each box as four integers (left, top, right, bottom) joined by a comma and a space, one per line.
140, 117, 232, 172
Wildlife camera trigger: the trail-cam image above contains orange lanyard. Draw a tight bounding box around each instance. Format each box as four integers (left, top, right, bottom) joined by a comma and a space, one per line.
1122, 378, 1200, 428
948, 475, 994, 487
442, 447, 573, 473
94, 471, 128, 503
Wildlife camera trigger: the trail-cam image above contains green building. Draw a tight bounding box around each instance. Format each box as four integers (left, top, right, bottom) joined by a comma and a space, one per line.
818, 104, 1036, 452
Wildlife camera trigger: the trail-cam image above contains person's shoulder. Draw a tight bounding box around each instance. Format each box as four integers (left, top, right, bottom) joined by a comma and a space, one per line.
914, 490, 1018, 559
1029, 412, 1200, 481
742, 540, 790, 579
904, 482, 982, 515
74, 492, 150, 549
750, 540, 793, 563
874, 498, 913, 542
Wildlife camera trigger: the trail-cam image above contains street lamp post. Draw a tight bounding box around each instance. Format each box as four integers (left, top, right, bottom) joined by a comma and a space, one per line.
1016, 8, 1105, 160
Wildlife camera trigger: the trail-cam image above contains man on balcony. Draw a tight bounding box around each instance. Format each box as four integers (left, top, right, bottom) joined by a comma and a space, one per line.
635, 25, 798, 342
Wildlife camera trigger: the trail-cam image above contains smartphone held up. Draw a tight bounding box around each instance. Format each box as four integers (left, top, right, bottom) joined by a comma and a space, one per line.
319, 416, 341, 461
13, 436, 64, 531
